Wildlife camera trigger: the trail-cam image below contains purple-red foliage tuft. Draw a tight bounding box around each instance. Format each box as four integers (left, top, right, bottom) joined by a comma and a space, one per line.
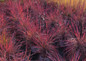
0, 0, 86, 61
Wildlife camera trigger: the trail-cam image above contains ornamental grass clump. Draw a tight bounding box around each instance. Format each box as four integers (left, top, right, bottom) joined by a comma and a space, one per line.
0, 0, 86, 61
